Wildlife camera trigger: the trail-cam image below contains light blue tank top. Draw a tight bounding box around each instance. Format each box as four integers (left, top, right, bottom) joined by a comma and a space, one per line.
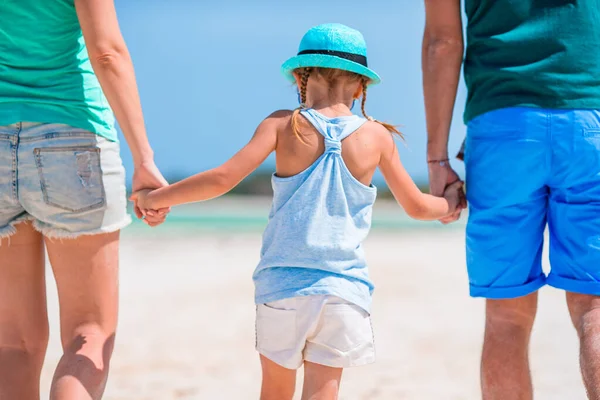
253, 109, 377, 313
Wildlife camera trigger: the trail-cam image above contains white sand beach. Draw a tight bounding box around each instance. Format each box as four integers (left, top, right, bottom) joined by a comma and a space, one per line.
38, 200, 586, 399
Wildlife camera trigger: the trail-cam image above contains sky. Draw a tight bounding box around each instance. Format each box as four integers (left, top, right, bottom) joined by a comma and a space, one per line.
116, 0, 467, 185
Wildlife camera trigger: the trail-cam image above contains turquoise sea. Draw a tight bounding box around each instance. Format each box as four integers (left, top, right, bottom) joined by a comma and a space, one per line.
125, 197, 466, 234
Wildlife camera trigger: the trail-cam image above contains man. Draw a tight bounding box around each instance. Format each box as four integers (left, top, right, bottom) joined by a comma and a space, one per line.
422, 1, 600, 399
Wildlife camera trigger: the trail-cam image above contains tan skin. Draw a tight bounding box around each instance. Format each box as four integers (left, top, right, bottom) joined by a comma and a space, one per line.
0, 226, 121, 400
0, 223, 48, 400
133, 70, 462, 399
423, 1, 600, 399
422, 0, 466, 223
0, 0, 167, 399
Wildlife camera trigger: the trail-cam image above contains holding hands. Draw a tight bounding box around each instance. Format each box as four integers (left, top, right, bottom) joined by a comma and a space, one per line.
131, 160, 169, 227
429, 160, 467, 224
442, 179, 466, 219
129, 188, 157, 220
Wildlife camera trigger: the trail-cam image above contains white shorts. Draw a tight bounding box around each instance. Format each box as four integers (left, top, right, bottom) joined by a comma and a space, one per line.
255, 295, 375, 370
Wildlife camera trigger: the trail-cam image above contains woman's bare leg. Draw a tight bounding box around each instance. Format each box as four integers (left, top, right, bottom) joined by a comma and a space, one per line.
0, 222, 48, 400
47, 231, 119, 400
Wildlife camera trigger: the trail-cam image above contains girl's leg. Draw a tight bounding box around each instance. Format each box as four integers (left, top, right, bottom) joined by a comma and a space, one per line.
46, 231, 120, 400
301, 361, 343, 400
0, 222, 49, 400
260, 355, 297, 400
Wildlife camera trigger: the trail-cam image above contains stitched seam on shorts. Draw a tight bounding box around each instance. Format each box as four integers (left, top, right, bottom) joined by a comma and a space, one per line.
11, 133, 18, 202
34, 146, 102, 154
369, 317, 375, 355
548, 111, 554, 178
34, 147, 107, 212
20, 132, 97, 143
467, 130, 522, 141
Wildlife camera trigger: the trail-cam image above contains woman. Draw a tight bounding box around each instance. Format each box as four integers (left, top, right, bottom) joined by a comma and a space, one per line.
0, 0, 166, 398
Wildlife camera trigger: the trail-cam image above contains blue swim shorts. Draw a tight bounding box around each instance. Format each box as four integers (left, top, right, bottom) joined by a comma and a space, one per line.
465, 107, 600, 298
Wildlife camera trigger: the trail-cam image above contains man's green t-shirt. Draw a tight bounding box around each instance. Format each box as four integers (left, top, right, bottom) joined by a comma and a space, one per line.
464, 0, 600, 123
0, 0, 116, 140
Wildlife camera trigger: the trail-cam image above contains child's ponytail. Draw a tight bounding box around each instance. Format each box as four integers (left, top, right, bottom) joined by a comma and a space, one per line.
360, 79, 403, 138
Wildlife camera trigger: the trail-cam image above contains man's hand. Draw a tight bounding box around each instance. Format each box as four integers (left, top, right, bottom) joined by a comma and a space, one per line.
428, 161, 466, 224
131, 160, 170, 227
443, 179, 464, 217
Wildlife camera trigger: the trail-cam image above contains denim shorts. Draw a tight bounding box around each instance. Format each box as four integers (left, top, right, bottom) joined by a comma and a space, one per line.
0, 122, 131, 239
465, 107, 600, 298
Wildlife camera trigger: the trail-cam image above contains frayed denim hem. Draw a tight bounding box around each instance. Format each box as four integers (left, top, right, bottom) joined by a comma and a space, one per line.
34, 215, 132, 240
0, 214, 35, 243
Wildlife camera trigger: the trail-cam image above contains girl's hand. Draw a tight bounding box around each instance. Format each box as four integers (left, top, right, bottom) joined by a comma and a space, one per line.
132, 160, 170, 222
443, 180, 465, 217
130, 189, 165, 227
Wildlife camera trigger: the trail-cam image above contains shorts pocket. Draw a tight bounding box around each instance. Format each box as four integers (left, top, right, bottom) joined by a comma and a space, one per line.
34, 146, 106, 212
256, 303, 297, 352
315, 303, 373, 353
467, 130, 522, 142
583, 128, 600, 151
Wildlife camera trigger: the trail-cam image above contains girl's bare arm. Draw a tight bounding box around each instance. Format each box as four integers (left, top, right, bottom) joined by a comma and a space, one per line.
377, 127, 459, 220
134, 112, 285, 209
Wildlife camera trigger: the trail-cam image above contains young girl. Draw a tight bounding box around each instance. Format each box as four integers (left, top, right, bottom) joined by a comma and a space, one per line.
132, 23, 462, 400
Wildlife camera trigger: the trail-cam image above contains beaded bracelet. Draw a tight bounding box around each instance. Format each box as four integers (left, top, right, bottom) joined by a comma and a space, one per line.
427, 158, 450, 166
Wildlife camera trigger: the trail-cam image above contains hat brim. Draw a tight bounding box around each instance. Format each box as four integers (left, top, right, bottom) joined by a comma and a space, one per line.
281, 54, 381, 85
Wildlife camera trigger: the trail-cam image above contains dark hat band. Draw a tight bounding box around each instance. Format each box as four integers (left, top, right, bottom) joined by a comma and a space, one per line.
297, 49, 368, 67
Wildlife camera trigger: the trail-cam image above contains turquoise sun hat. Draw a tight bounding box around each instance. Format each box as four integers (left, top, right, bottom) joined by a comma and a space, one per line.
281, 23, 381, 85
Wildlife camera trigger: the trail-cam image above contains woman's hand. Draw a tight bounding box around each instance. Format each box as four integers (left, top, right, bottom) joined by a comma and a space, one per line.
131, 161, 170, 227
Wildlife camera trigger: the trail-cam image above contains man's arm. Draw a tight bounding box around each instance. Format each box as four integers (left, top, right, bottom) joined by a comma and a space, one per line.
422, 0, 465, 222
423, 0, 464, 163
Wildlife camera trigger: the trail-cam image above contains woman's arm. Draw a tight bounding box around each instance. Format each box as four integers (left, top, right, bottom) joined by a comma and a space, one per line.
75, 0, 168, 225
134, 112, 282, 210
75, 0, 152, 165
377, 127, 459, 220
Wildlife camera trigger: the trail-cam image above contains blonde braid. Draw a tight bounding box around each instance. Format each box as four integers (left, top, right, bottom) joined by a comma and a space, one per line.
360, 79, 403, 138
299, 68, 310, 107
291, 68, 312, 144
360, 79, 373, 121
